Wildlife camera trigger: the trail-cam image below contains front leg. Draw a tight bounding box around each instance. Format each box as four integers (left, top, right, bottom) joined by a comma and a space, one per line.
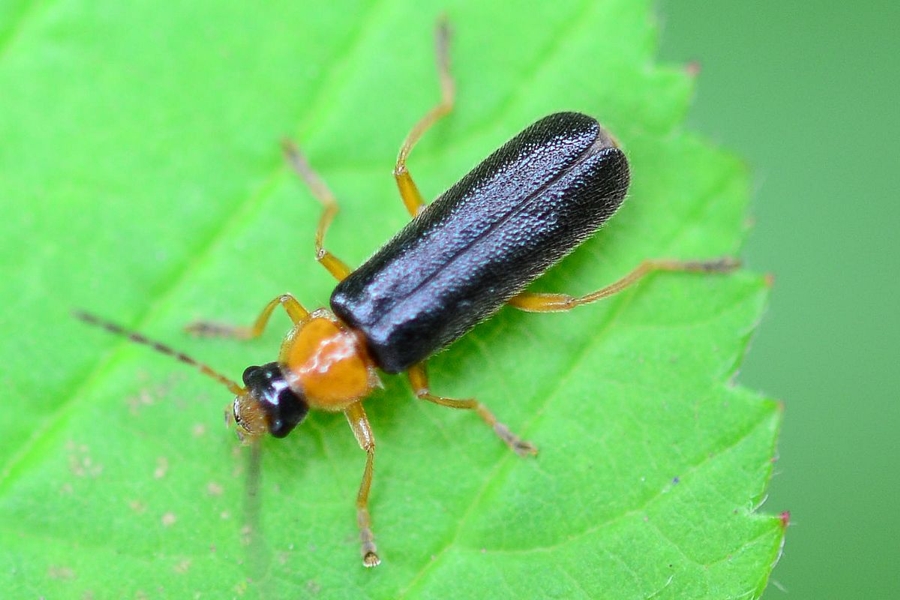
344, 401, 380, 567
185, 293, 310, 338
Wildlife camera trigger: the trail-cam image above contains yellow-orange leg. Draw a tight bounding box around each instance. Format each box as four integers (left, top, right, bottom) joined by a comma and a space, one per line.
407, 363, 537, 456
282, 140, 353, 282
508, 257, 741, 312
186, 293, 310, 338
344, 401, 380, 567
394, 18, 455, 218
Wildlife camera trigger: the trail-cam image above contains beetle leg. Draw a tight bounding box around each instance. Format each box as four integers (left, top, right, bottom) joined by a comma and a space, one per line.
282, 140, 354, 281
508, 257, 741, 312
394, 18, 455, 218
185, 293, 310, 338
407, 363, 537, 456
344, 402, 380, 567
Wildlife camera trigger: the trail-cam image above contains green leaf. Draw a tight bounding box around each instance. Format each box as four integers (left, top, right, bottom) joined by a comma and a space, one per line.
0, 0, 784, 598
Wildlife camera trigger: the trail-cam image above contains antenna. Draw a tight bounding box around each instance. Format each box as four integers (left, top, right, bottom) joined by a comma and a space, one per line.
73, 310, 245, 396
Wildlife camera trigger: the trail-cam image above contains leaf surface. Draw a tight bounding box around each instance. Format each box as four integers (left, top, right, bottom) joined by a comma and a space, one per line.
0, 0, 783, 597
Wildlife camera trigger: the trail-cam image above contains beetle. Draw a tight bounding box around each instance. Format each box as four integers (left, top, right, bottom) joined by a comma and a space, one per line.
76, 19, 738, 567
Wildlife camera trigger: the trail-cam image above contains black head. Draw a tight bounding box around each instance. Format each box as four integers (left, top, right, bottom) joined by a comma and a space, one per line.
235, 362, 309, 438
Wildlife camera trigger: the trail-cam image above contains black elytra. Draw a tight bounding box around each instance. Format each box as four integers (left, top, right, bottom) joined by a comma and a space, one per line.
330, 112, 630, 374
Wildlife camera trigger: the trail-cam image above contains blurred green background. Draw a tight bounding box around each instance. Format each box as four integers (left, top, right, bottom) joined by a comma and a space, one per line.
658, 1, 900, 598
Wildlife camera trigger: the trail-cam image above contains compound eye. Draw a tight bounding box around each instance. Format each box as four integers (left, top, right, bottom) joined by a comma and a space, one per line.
242, 365, 261, 386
